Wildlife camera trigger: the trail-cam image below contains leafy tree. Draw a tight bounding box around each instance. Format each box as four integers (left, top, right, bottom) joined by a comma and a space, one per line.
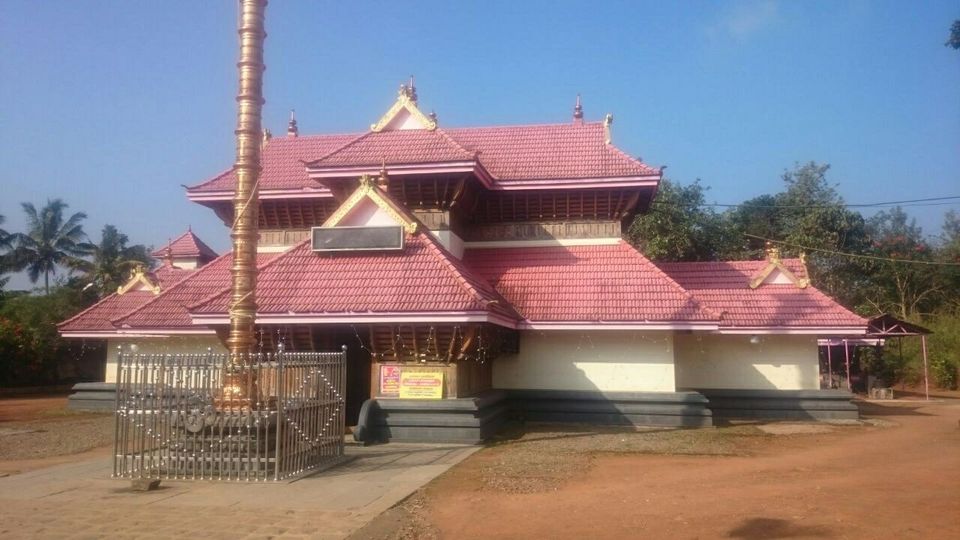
862, 207, 940, 319
71, 224, 152, 297
8, 199, 93, 294
0, 213, 11, 293
948, 19, 960, 49
626, 179, 731, 261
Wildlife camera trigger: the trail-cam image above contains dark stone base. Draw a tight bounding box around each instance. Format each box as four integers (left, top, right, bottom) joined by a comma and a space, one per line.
690, 388, 859, 421
355, 391, 509, 444
508, 389, 714, 428
67, 382, 117, 411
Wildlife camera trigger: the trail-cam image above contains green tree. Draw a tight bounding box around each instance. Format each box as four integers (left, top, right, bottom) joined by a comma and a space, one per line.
626, 179, 731, 261
8, 199, 93, 294
0, 214, 11, 292
71, 224, 152, 297
862, 207, 940, 319
947, 19, 960, 49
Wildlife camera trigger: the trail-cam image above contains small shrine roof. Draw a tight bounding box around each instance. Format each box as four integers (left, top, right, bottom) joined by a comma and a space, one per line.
657, 259, 868, 329
463, 242, 719, 327
151, 229, 219, 261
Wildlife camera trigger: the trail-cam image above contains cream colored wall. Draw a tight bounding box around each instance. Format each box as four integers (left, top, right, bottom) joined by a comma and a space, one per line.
493, 331, 676, 392
104, 336, 226, 383
674, 334, 820, 390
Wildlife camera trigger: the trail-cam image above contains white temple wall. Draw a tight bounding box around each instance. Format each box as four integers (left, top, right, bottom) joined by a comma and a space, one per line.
493, 331, 676, 392
674, 334, 820, 390
104, 336, 226, 383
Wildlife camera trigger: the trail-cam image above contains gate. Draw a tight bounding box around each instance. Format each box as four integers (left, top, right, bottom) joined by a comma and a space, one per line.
113, 347, 346, 481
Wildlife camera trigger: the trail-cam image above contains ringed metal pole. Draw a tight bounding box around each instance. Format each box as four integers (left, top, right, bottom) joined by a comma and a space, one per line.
827, 343, 833, 389
844, 339, 852, 392
921, 334, 930, 401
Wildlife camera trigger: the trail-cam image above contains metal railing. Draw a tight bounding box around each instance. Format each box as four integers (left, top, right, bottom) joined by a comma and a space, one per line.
113, 348, 346, 481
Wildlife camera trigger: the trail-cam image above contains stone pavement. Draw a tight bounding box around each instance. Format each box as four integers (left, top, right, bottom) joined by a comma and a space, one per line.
0, 443, 478, 539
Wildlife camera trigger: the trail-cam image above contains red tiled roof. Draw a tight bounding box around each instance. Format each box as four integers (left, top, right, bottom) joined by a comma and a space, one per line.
463, 242, 718, 324
113, 252, 278, 330
58, 263, 198, 333
310, 129, 476, 168
445, 122, 659, 180
188, 134, 360, 193
151, 263, 195, 284
151, 230, 219, 260
657, 260, 867, 328
187, 122, 658, 195
190, 234, 519, 322
58, 291, 157, 333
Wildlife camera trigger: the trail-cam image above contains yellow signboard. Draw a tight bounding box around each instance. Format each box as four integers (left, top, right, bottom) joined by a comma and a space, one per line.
399, 370, 444, 399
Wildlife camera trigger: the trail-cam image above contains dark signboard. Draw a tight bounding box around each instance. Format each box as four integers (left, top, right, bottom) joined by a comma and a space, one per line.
311, 225, 404, 252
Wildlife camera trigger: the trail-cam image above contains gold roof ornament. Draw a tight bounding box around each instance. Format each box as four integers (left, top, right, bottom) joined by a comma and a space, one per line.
603, 113, 613, 144
323, 175, 418, 234
117, 265, 161, 295
573, 94, 583, 122
749, 242, 810, 289
370, 76, 437, 132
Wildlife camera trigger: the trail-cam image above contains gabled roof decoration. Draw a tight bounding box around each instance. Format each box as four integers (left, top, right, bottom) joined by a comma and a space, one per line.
323, 173, 419, 234
117, 266, 160, 295
749, 245, 810, 289
370, 79, 437, 132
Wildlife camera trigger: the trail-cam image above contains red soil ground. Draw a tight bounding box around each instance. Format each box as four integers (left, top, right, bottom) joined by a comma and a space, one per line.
418, 400, 960, 539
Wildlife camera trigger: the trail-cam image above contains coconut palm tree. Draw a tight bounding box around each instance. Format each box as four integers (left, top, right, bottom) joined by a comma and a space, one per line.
71, 224, 151, 296
9, 199, 93, 294
0, 214, 11, 290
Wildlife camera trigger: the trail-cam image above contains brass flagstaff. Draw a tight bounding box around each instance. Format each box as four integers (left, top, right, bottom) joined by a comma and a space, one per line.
221, 0, 267, 407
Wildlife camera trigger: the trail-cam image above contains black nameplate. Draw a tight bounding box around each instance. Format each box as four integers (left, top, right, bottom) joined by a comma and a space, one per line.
311, 226, 404, 252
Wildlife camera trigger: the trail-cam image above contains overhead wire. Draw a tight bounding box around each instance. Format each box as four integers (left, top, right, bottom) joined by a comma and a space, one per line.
745, 234, 960, 267
651, 194, 960, 210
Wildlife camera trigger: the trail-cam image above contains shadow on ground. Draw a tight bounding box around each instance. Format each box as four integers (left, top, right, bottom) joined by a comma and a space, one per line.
728, 517, 834, 539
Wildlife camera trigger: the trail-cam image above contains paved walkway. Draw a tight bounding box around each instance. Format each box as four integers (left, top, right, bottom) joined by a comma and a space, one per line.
0, 443, 477, 539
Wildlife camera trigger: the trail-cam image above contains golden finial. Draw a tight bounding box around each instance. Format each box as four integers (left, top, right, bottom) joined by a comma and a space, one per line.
377, 160, 390, 188
765, 241, 782, 263
603, 113, 613, 144
287, 108, 298, 137
573, 94, 583, 122
407, 75, 417, 102
262, 128, 272, 145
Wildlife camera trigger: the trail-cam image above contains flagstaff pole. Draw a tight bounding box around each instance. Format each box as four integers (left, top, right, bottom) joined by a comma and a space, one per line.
221, 0, 267, 408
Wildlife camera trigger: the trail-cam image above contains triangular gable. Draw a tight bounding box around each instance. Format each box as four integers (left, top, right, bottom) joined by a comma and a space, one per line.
323, 174, 418, 234
749, 248, 810, 289
370, 87, 437, 132
117, 266, 161, 295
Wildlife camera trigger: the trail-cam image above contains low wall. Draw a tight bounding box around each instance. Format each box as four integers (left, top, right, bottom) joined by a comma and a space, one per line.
693, 388, 859, 421
508, 389, 713, 427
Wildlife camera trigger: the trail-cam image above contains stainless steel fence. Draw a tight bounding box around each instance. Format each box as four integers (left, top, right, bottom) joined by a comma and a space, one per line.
113, 348, 346, 481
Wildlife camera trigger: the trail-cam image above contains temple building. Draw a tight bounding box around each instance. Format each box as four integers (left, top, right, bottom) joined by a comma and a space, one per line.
59, 84, 867, 441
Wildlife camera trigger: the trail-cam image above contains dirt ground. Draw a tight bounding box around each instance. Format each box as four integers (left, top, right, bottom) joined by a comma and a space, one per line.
0, 394, 113, 475
358, 399, 960, 540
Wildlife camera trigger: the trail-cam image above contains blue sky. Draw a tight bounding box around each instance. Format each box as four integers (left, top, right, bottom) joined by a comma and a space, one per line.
1, 1, 958, 290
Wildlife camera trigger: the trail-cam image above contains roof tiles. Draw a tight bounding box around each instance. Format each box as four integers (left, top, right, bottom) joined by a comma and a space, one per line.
658, 260, 867, 328
463, 242, 718, 323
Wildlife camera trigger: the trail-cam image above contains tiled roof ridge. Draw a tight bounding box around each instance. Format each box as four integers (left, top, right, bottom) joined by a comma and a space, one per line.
616, 242, 723, 321
433, 127, 479, 159
57, 292, 123, 329
605, 142, 659, 173
416, 230, 517, 317
186, 242, 309, 313
309, 131, 375, 164
110, 251, 235, 327
444, 120, 605, 131
185, 167, 235, 192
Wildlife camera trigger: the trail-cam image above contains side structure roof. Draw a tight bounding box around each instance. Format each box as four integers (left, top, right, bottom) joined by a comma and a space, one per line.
657, 259, 868, 330
462, 242, 720, 328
